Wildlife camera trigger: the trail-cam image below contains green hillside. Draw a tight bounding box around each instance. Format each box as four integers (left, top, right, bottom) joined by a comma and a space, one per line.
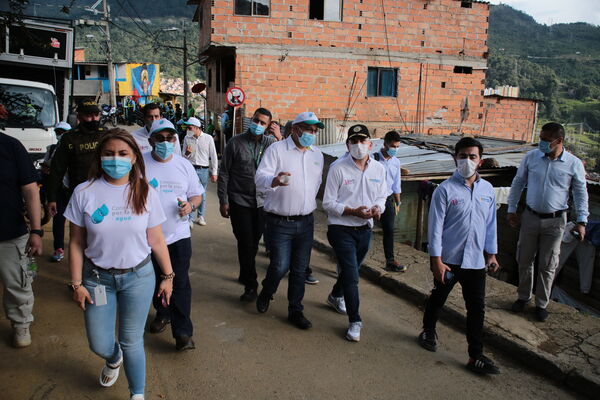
486, 4, 600, 130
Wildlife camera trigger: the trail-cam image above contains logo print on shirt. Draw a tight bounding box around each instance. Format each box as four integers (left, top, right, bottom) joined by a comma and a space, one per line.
480, 196, 492, 203
369, 178, 381, 183
149, 178, 159, 188
450, 199, 465, 206
91, 204, 109, 224
343, 179, 355, 186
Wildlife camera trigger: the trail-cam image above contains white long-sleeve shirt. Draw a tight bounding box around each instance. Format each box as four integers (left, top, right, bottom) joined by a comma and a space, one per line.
323, 155, 388, 227
255, 135, 323, 216
183, 132, 219, 176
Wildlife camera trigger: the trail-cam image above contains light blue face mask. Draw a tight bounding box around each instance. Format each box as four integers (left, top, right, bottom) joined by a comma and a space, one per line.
249, 122, 266, 136
101, 156, 132, 179
299, 132, 316, 147
539, 139, 552, 154
386, 147, 398, 157
154, 141, 175, 160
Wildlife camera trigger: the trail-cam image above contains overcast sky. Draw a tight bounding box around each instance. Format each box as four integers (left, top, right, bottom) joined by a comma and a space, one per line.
488, 0, 600, 26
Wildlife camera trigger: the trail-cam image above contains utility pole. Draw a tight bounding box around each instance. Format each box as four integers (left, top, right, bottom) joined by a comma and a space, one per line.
182, 19, 189, 117
102, 0, 117, 107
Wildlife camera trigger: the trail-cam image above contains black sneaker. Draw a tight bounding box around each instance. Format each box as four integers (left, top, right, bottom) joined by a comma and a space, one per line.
175, 335, 196, 351
288, 311, 312, 330
147, 315, 170, 334
240, 287, 258, 302
256, 291, 272, 313
535, 307, 549, 322
418, 329, 437, 352
467, 355, 501, 375
511, 299, 527, 313
305, 274, 319, 285
385, 261, 408, 272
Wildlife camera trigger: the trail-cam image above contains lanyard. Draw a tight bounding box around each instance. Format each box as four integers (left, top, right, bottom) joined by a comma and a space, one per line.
248, 138, 265, 168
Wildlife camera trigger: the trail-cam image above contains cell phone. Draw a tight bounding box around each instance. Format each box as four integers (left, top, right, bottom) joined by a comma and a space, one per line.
444, 270, 454, 284
161, 294, 168, 308
571, 230, 581, 239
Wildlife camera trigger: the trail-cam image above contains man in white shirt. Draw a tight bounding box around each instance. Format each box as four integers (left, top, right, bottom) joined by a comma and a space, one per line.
182, 117, 218, 226
373, 130, 406, 272
254, 112, 324, 330
144, 118, 204, 351
323, 125, 388, 342
131, 103, 182, 156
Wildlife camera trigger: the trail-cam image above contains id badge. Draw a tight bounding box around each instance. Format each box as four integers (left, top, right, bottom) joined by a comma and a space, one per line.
94, 285, 108, 306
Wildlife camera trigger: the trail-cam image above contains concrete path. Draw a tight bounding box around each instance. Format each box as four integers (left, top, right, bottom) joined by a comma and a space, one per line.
0, 184, 581, 400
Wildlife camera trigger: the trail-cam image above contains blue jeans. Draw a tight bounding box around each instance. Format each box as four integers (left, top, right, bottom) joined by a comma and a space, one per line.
193, 167, 209, 219
261, 214, 314, 312
82, 259, 155, 396
328, 225, 372, 323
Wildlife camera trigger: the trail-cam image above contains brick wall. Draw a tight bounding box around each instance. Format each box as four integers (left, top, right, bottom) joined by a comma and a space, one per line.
482, 96, 538, 142
203, 0, 489, 58
196, 1, 535, 138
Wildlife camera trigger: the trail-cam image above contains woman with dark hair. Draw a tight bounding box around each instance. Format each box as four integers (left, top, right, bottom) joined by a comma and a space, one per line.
64, 128, 173, 400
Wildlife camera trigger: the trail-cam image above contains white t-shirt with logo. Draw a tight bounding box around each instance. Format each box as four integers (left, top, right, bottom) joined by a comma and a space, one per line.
131, 126, 182, 155
143, 152, 204, 245
64, 177, 166, 269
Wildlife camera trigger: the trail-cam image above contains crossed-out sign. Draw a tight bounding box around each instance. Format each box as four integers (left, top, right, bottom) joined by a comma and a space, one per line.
226, 87, 246, 107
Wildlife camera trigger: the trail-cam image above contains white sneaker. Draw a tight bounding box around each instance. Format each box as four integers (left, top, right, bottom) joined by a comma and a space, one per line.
196, 216, 206, 226
130, 395, 144, 400
327, 294, 347, 314
189, 220, 194, 230
346, 322, 362, 342
13, 326, 32, 348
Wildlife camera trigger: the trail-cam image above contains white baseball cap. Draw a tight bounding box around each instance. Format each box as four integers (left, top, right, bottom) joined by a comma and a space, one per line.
183, 117, 202, 128
55, 121, 71, 131
292, 112, 324, 129
150, 118, 177, 135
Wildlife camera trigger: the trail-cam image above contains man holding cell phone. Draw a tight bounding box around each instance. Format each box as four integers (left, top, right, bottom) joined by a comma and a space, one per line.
418, 137, 501, 375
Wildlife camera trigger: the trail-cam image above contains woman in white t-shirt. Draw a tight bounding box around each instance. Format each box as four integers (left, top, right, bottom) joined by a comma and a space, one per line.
64, 129, 174, 400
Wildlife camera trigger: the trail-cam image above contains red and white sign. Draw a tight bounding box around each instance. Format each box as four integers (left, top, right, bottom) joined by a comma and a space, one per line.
226, 87, 246, 107
50, 37, 61, 48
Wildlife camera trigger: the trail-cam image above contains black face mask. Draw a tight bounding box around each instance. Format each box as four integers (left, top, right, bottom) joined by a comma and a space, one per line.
80, 120, 100, 131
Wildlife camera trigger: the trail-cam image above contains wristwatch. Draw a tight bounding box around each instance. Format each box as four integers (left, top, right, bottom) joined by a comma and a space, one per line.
30, 229, 44, 237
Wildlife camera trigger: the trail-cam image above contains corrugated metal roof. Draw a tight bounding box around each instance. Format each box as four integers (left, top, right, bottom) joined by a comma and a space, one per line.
319, 136, 532, 176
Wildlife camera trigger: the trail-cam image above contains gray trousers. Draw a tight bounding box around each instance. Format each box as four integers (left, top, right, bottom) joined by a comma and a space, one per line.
556, 240, 595, 294
516, 209, 566, 308
0, 234, 34, 328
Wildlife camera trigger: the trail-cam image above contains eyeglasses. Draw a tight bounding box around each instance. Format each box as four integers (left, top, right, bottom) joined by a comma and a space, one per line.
151, 134, 176, 142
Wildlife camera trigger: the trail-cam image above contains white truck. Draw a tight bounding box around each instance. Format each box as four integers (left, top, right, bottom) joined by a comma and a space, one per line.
0, 16, 74, 166
0, 78, 59, 165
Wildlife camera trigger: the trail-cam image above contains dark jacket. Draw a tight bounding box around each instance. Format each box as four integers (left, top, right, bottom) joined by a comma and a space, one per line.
47, 125, 105, 202
217, 131, 275, 208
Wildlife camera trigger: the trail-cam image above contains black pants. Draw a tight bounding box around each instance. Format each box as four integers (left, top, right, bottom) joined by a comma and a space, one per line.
151, 238, 193, 338
229, 202, 264, 290
380, 195, 396, 262
422, 264, 486, 358
52, 187, 69, 251
264, 222, 313, 277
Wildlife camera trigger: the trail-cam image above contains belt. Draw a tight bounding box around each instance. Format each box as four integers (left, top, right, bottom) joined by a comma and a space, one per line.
86, 254, 151, 275
329, 224, 371, 231
526, 205, 566, 219
193, 165, 209, 169
266, 212, 313, 222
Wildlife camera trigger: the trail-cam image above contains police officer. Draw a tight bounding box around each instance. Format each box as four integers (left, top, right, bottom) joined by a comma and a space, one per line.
47, 100, 105, 216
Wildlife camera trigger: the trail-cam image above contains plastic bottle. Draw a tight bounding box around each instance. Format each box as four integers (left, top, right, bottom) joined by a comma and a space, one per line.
177, 200, 188, 222
28, 256, 38, 279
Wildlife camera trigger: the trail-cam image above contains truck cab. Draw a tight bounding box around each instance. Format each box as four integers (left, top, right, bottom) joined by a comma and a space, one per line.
0, 78, 59, 168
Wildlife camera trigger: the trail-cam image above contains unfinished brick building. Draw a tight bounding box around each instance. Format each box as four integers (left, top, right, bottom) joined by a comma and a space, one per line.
189, 0, 537, 140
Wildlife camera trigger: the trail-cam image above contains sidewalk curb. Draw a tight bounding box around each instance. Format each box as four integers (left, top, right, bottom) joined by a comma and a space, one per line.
312, 237, 598, 399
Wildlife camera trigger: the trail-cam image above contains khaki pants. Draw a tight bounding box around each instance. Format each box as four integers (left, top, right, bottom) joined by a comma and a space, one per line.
0, 234, 34, 328
516, 209, 566, 308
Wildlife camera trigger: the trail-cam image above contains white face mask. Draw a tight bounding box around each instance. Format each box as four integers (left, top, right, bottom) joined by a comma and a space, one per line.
349, 143, 370, 160
456, 158, 478, 178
